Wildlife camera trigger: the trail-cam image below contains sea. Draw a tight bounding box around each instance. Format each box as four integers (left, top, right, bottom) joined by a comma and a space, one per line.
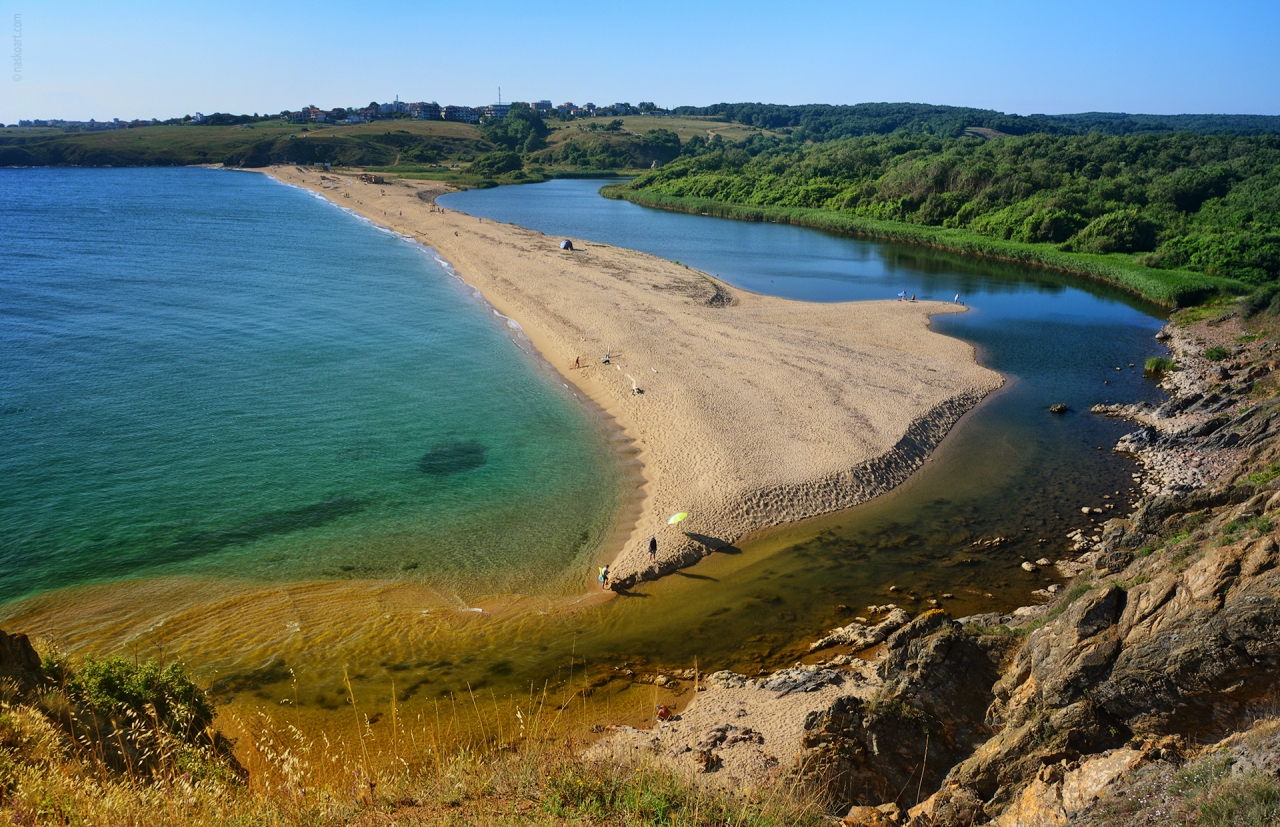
0, 168, 625, 609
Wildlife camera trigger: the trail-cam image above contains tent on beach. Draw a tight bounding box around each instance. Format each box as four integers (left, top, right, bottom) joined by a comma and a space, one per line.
560, 239, 574, 251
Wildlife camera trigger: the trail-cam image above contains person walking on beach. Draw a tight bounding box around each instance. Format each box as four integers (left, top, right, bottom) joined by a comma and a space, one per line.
598, 565, 609, 590
648, 535, 658, 566
573, 355, 581, 370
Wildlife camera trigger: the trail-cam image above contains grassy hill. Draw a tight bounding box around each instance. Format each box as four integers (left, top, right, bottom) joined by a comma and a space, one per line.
0, 120, 494, 168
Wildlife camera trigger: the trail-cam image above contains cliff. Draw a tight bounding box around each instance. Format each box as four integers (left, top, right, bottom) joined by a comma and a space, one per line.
593, 308, 1280, 826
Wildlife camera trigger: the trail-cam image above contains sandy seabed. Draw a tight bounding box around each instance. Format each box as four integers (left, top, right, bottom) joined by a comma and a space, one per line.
264, 168, 1004, 591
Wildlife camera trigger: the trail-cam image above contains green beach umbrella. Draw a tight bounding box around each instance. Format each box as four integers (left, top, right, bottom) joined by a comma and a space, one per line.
667, 512, 688, 525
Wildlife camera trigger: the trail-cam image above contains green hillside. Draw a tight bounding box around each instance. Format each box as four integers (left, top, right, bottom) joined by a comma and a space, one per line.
610, 130, 1280, 304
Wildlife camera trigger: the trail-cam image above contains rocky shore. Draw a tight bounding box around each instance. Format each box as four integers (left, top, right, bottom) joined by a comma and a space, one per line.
591, 310, 1280, 826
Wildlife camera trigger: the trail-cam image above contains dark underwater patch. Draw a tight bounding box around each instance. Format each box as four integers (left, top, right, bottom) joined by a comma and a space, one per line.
418, 441, 487, 476
172, 495, 366, 559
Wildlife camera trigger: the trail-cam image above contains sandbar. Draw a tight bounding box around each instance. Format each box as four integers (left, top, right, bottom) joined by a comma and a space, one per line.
260, 167, 1003, 591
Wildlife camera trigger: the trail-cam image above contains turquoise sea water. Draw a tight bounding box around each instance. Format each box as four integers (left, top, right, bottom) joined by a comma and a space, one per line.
0, 168, 623, 606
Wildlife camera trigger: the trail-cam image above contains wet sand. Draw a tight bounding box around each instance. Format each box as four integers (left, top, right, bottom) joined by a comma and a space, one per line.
262, 168, 1003, 591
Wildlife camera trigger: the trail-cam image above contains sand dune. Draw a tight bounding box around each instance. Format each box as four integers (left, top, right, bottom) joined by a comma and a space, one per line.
264, 168, 1003, 591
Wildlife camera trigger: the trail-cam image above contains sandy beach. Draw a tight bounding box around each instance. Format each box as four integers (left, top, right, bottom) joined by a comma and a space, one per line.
262, 167, 1003, 591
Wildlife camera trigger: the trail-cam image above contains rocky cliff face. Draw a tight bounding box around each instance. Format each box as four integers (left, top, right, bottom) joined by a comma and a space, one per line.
0, 628, 44, 694
798, 611, 1013, 810
593, 313, 1280, 827
905, 314, 1280, 826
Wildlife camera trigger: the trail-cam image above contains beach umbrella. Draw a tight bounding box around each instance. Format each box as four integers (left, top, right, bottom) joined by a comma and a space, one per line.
667, 512, 688, 525
897, 291, 907, 299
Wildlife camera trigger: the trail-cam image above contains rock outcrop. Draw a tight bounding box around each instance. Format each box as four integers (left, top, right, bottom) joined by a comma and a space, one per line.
798, 611, 1012, 809
591, 315, 1280, 826
0, 628, 45, 693
908, 316, 1280, 825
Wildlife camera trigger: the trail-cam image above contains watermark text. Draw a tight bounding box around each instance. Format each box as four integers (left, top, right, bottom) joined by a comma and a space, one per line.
12, 14, 22, 81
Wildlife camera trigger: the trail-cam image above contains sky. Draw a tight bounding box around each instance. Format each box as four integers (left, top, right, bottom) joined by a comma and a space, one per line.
4, 0, 1279, 123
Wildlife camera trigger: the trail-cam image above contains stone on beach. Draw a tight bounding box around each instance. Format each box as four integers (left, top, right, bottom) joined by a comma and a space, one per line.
809, 607, 911, 652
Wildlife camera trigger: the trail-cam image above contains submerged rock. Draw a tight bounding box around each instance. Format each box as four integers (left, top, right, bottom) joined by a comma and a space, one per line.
418, 440, 487, 475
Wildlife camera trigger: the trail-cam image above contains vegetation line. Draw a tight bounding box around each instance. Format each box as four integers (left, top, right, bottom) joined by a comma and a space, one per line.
601, 185, 1244, 307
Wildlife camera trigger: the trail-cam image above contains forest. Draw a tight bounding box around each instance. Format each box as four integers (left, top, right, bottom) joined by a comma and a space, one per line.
672, 102, 1280, 143
620, 131, 1280, 286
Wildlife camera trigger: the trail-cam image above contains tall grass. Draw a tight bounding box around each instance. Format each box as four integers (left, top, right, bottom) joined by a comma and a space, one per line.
0, 655, 825, 826
601, 186, 1246, 308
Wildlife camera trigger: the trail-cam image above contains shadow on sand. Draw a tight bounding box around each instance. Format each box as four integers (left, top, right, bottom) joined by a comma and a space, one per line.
685, 532, 741, 554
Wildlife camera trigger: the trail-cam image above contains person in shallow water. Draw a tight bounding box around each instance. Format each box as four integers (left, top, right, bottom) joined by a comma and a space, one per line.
648, 535, 658, 565
598, 565, 609, 590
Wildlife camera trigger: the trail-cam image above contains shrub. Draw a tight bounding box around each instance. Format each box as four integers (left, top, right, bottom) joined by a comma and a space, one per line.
1205, 345, 1230, 361
1242, 284, 1280, 317
468, 150, 523, 175
1242, 464, 1280, 487
66, 657, 214, 736
1064, 210, 1159, 254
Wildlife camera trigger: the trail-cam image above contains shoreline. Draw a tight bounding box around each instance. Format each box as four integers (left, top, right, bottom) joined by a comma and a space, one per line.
255, 166, 1004, 593
600, 185, 1242, 309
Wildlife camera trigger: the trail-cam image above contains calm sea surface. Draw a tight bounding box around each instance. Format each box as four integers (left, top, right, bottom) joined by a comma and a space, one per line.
0, 168, 624, 606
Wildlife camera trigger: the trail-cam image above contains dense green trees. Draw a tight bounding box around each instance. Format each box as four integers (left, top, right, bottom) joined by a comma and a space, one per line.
482, 108, 550, 153
625, 132, 1280, 284
671, 103, 1280, 142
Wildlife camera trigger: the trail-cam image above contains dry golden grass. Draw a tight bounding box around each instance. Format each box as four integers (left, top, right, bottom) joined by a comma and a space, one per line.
0, 661, 826, 827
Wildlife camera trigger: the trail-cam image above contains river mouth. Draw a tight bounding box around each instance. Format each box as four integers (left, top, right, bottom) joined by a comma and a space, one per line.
2, 172, 1167, 733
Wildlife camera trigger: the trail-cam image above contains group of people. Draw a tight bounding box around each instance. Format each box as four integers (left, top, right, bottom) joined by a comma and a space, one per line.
895, 291, 966, 305
597, 534, 660, 591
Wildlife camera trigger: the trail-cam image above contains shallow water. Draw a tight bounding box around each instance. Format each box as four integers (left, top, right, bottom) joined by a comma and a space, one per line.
0, 168, 625, 608
0, 172, 1171, 724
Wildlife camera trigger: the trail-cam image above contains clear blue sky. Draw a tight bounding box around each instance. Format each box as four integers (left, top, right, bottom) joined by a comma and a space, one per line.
5, 0, 1279, 123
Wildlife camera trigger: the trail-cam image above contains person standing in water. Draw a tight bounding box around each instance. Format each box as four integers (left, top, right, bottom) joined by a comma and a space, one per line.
648, 535, 658, 566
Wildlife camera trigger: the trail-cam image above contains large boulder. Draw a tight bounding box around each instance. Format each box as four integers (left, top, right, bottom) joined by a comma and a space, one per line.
795, 611, 1008, 811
